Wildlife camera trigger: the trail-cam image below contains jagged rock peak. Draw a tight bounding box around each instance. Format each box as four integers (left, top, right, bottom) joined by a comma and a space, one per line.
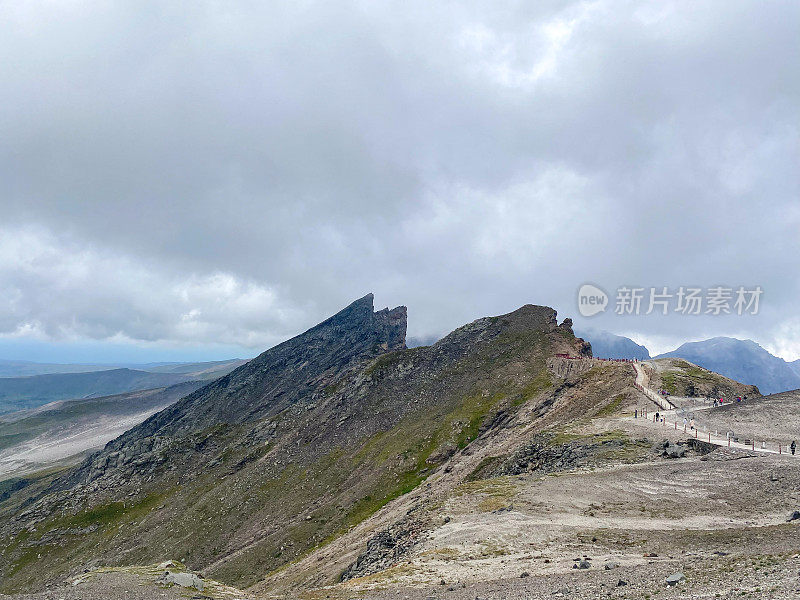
310, 293, 407, 351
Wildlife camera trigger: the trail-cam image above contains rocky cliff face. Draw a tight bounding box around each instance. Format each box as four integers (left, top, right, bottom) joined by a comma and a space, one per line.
0, 297, 591, 594
52, 294, 406, 487
106, 293, 406, 437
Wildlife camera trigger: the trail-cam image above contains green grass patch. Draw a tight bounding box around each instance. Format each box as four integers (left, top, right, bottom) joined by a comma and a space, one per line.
661, 372, 677, 395
547, 428, 629, 447
594, 394, 626, 418
514, 371, 553, 406
465, 455, 506, 482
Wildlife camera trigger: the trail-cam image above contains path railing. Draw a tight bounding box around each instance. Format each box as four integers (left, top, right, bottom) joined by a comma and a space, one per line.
556, 356, 795, 456
634, 381, 675, 411
633, 407, 796, 456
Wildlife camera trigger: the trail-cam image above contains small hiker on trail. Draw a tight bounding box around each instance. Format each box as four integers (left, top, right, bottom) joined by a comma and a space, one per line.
634, 408, 638, 418
791, 441, 796, 456
655, 411, 660, 422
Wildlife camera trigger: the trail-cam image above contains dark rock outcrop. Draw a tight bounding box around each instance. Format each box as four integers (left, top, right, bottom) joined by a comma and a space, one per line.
340, 516, 425, 581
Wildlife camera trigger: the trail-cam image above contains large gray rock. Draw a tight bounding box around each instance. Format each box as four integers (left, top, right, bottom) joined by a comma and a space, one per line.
663, 443, 686, 459
787, 510, 800, 522
665, 572, 685, 585
164, 571, 204, 590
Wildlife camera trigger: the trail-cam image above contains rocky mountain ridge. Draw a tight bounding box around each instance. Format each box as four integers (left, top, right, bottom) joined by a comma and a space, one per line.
2, 296, 791, 600
1, 294, 589, 593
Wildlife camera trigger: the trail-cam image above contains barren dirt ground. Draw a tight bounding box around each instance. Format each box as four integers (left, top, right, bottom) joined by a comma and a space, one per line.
333, 452, 800, 599
0, 406, 170, 480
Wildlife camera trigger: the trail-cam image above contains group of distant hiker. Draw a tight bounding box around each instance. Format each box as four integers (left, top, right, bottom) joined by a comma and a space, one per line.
711, 395, 747, 407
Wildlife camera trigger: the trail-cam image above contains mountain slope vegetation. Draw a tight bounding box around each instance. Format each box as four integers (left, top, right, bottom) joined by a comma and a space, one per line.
3, 297, 799, 600
0, 294, 592, 593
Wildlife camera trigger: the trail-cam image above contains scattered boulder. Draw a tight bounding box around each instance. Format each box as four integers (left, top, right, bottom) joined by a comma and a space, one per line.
164, 571, 204, 591
604, 561, 619, 570
665, 572, 685, 586
341, 517, 422, 580
686, 438, 716, 455
787, 510, 800, 522
617, 579, 628, 587
663, 443, 686, 459
578, 559, 591, 569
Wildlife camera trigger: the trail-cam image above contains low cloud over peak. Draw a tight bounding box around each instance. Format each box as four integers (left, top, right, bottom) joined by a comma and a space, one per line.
1, 1, 798, 361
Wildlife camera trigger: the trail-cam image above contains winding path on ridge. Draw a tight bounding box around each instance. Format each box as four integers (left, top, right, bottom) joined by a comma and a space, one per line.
629, 362, 792, 456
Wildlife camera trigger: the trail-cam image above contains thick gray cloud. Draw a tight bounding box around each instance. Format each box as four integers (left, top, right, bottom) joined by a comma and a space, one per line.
1, 1, 798, 360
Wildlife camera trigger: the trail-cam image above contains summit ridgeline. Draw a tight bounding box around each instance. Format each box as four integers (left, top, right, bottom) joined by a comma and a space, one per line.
2, 296, 605, 594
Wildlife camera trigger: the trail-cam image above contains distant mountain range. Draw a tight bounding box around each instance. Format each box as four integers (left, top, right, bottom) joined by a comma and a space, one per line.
0, 369, 194, 415
0, 380, 206, 480
0, 359, 247, 415
656, 337, 800, 395
574, 328, 650, 360
0, 359, 121, 377
0, 358, 246, 378
791, 359, 800, 378
576, 330, 800, 395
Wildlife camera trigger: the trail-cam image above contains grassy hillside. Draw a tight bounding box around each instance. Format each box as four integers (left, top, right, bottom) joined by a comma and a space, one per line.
647, 357, 760, 399
0, 299, 592, 593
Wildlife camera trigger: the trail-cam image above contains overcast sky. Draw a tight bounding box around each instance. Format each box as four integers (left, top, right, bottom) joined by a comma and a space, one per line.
1, 1, 798, 363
